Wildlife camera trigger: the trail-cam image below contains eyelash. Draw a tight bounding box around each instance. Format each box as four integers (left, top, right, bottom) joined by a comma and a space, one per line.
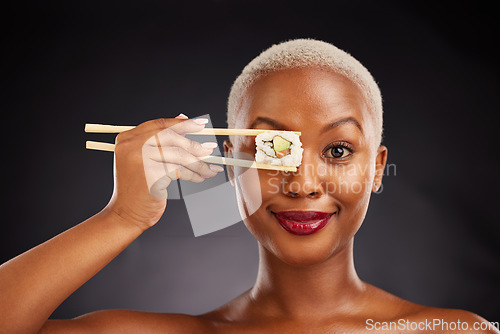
322, 141, 354, 160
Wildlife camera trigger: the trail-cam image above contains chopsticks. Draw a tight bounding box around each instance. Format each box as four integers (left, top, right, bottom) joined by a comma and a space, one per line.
84, 123, 299, 172
85, 123, 301, 136
86, 140, 296, 172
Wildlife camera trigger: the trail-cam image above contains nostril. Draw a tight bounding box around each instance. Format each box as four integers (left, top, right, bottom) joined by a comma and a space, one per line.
287, 191, 300, 198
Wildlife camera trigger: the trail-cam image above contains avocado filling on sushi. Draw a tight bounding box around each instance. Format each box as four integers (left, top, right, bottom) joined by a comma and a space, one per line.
272, 136, 291, 158
255, 130, 303, 167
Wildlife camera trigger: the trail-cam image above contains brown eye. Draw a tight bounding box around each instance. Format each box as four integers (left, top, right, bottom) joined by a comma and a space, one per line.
323, 142, 353, 159
331, 147, 346, 158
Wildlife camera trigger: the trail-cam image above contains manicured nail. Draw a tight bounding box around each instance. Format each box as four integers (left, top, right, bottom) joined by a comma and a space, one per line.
201, 142, 218, 149
209, 164, 224, 173
176, 113, 189, 119
193, 118, 209, 125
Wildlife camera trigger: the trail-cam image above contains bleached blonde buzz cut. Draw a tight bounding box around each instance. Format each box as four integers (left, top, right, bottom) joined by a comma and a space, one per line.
227, 38, 384, 146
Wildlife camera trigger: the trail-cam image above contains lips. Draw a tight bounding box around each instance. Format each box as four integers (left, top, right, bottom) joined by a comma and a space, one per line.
273, 210, 335, 236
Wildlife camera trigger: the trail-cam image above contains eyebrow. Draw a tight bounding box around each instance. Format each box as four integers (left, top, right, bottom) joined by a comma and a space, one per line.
321, 117, 363, 134
250, 116, 363, 134
250, 117, 288, 130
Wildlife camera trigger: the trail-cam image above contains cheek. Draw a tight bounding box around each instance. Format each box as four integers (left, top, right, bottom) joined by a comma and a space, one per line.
231, 145, 289, 225
232, 163, 263, 221
331, 163, 374, 197
330, 161, 375, 227
235, 169, 283, 214
234, 169, 285, 244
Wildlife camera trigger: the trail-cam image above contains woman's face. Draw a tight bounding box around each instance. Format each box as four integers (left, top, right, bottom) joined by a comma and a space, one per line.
225, 67, 387, 266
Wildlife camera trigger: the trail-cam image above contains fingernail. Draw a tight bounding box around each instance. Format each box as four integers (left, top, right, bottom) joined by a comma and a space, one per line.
176, 113, 189, 119
209, 164, 224, 173
201, 142, 218, 149
193, 118, 209, 125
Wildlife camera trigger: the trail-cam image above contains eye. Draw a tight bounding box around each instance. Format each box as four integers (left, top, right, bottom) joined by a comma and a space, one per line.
323, 142, 354, 159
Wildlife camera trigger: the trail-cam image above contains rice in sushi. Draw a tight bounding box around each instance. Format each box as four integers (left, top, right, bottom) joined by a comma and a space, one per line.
255, 131, 303, 167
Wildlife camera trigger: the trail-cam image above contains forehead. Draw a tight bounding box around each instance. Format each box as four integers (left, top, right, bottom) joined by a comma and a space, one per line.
235, 67, 372, 136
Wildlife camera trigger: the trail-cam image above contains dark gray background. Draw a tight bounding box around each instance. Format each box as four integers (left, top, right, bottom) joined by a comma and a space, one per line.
2, 1, 499, 322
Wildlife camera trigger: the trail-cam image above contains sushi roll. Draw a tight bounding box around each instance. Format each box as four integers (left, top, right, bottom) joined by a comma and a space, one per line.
255, 131, 303, 167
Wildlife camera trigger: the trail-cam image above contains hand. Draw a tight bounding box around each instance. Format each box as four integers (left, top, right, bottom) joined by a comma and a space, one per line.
104, 115, 223, 231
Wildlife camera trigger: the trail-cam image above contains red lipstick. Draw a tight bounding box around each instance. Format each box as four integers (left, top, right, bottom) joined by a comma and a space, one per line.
273, 211, 334, 236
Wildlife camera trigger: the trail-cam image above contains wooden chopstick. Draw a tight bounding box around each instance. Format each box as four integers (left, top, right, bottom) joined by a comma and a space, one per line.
198, 156, 297, 172
85, 124, 135, 133
85, 123, 301, 136
85, 141, 297, 172
86, 141, 116, 152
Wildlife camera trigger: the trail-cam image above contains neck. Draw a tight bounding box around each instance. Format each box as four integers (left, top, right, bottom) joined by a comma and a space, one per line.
249, 240, 365, 320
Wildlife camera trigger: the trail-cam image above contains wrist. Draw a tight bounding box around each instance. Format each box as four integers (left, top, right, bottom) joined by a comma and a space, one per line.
98, 205, 150, 234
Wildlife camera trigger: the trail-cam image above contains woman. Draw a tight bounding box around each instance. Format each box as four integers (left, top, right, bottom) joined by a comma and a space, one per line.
0, 39, 496, 333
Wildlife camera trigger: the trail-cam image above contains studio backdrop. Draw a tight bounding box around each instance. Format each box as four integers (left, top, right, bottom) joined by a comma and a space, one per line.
2, 1, 498, 321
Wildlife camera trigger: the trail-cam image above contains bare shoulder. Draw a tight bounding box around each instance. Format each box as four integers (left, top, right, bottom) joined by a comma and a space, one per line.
362, 283, 498, 334
39, 309, 216, 334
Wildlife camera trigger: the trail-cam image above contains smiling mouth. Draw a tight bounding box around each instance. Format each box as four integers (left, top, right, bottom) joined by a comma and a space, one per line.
272, 210, 337, 236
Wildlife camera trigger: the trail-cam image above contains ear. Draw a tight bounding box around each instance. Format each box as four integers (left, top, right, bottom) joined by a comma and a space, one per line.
372, 145, 388, 193
223, 139, 235, 187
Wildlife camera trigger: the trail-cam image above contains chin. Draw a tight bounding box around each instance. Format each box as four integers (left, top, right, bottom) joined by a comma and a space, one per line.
273, 247, 335, 267
248, 222, 348, 267
272, 236, 348, 267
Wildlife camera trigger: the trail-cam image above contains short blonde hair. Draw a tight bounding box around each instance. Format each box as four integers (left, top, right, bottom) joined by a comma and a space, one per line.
227, 38, 384, 146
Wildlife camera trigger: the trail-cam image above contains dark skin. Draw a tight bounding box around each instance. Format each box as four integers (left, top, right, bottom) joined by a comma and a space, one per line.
0, 67, 496, 334
201, 68, 495, 333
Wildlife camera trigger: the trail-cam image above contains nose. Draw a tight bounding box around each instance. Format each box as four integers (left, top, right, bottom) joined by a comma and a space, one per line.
282, 152, 324, 198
